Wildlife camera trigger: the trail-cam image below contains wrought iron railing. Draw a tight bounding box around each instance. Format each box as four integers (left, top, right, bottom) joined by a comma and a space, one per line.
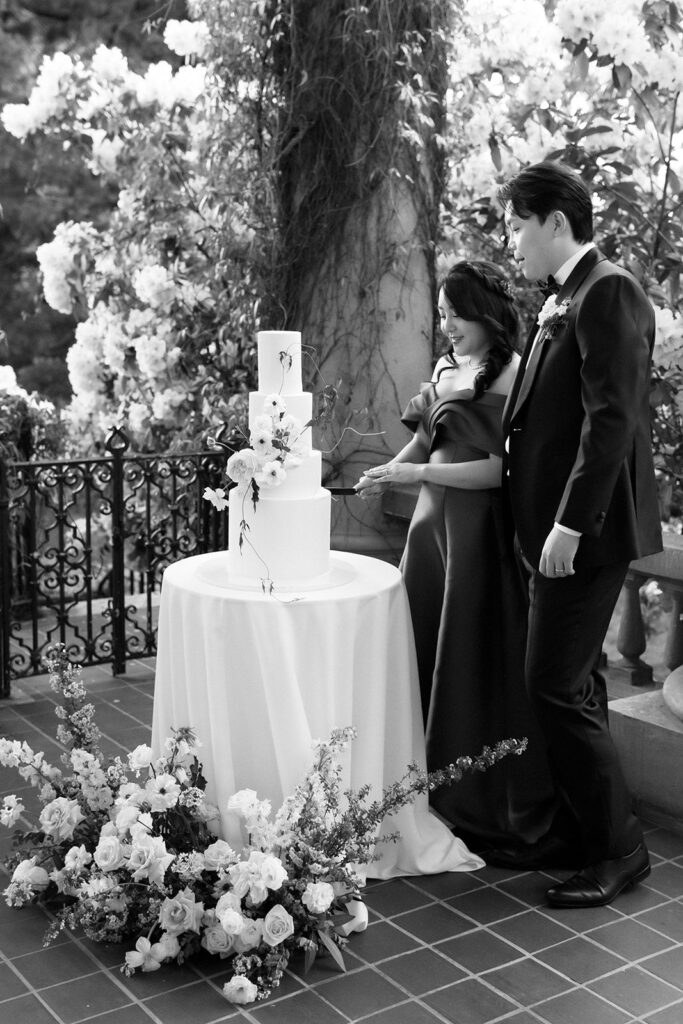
0, 429, 228, 697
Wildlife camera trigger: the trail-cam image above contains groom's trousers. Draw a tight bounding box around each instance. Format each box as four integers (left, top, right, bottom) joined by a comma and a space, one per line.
522, 558, 643, 862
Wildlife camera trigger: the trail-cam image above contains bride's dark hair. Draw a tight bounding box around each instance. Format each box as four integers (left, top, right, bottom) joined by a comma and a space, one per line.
438, 260, 518, 399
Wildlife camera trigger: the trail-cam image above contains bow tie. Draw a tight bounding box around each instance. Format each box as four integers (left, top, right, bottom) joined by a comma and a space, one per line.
541, 275, 559, 296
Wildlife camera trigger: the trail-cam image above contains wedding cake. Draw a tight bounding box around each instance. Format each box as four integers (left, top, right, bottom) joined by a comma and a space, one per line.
225, 331, 331, 586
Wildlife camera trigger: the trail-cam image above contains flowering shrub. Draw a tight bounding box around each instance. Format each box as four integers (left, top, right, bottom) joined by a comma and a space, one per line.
0, 366, 66, 460
1, 6, 264, 454
442, 0, 683, 505
1, 645, 526, 1003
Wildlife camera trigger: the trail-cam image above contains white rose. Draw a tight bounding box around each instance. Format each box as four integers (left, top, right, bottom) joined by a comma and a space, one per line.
203, 840, 235, 872
226, 448, 260, 487
301, 881, 335, 915
39, 797, 84, 842
64, 845, 92, 873
248, 879, 268, 907
260, 855, 287, 891
94, 834, 128, 872
217, 907, 245, 936
233, 917, 263, 953
158, 887, 203, 936
11, 857, 49, 891
128, 833, 174, 884
128, 744, 153, 773
262, 904, 295, 947
223, 975, 258, 1004
201, 917, 236, 957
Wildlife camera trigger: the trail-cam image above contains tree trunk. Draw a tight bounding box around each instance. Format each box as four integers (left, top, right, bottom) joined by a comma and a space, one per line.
266, 0, 449, 557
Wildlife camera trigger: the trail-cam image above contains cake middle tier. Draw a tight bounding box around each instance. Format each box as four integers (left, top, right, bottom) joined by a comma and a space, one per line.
249, 392, 314, 455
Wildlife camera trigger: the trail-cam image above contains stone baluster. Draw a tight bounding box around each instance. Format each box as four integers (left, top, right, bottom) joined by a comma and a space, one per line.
611, 570, 653, 686
662, 581, 683, 674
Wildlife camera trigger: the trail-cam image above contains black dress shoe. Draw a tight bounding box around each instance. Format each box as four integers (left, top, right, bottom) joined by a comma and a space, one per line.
546, 842, 650, 908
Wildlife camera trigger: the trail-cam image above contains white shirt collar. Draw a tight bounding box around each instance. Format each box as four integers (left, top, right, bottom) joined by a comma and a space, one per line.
554, 243, 595, 286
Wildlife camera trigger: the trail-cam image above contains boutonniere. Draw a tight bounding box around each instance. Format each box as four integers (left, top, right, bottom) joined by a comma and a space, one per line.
537, 296, 570, 336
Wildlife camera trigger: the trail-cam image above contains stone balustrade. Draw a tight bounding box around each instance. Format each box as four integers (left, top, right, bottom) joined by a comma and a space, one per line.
613, 532, 683, 719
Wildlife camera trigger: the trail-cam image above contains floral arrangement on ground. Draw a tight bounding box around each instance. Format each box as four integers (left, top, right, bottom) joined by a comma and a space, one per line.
0, 646, 526, 1005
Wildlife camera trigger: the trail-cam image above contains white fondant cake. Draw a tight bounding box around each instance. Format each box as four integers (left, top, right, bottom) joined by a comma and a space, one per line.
226, 331, 331, 585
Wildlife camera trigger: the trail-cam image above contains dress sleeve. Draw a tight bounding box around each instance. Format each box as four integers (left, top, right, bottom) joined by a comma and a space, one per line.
400, 383, 435, 434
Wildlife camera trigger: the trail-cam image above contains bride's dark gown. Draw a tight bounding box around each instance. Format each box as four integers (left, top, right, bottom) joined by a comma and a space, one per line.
400, 379, 557, 850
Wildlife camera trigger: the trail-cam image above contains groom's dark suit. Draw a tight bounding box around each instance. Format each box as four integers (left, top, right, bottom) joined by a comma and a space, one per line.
502, 247, 662, 861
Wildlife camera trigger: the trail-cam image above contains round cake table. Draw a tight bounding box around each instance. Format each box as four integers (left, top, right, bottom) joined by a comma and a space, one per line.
151, 550, 483, 879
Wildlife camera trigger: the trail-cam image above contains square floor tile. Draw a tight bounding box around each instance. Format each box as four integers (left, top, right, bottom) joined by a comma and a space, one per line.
81, 1007, 163, 1024
607, 880, 670, 914
397, 903, 474, 944
0, 906, 60, 957
589, 965, 682, 1017
644, 830, 683, 861
635, 901, 683, 942
491, 910, 575, 954
113, 960, 204, 998
335, 920, 420, 964
640, 945, 683, 991
497, 872, 554, 908
642, 1001, 683, 1024
12, 942, 100, 989
375, 947, 466, 995
423, 977, 517, 1023
0, 961, 31, 1000
535, 987, 634, 1024
143, 979, 239, 1023
449, 887, 527, 926
536, 935, 626, 983
485, 957, 572, 1004
366, 879, 433, 917
38, 972, 134, 1023
361, 1001, 445, 1023
589, 918, 675, 960
0, 993, 64, 1024
438, 929, 522, 974
251, 989, 346, 1023
314, 967, 406, 1019
409, 871, 486, 900
542, 903, 622, 933
646, 863, 683, 899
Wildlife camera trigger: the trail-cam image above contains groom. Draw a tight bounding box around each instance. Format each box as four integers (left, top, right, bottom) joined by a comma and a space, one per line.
498, 161, 662, 907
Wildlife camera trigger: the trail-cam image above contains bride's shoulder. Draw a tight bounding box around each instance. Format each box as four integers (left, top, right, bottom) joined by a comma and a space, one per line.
432, 354, 456, 380
489, 354, 521, 395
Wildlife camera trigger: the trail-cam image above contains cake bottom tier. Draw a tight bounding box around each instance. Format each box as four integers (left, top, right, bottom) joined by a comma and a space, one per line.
227, 488, 331, 585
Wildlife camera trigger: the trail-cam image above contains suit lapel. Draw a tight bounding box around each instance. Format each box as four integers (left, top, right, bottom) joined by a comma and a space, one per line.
508, 248, 606, 424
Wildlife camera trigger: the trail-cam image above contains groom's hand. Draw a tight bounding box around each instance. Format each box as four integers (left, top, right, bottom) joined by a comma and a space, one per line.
539, 525, 580, 579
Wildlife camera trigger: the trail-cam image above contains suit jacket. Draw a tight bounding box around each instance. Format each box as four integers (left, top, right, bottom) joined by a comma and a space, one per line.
502, 248, 662, 569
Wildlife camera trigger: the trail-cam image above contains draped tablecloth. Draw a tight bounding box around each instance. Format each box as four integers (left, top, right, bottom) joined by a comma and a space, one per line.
151, 550, 483, 879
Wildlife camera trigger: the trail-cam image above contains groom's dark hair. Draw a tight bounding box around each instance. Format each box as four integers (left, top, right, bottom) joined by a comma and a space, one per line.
497, 161, 593, 243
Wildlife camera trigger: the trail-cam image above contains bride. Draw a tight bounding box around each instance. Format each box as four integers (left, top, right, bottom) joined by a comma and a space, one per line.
356, 260, 558, 862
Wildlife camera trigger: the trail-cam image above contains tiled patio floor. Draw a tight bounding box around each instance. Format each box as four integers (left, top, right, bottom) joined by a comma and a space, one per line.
1, 659, 682, 1024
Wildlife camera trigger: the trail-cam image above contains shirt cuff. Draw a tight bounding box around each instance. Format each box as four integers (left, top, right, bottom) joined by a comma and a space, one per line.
555, 522, 582, 538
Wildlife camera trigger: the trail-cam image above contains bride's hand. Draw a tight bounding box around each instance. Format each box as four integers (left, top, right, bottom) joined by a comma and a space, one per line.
354, 471, 389, 499
356, 463, 423, 495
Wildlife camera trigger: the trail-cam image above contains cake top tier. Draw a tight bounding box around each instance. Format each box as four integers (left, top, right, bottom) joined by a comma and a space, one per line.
257, 331, 303, 396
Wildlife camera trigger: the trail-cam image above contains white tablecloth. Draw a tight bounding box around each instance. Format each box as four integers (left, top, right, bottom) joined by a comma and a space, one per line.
151, 551, 483, 879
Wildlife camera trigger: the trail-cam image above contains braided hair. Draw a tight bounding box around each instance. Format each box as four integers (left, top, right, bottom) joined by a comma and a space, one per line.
438, 260, 519, 400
